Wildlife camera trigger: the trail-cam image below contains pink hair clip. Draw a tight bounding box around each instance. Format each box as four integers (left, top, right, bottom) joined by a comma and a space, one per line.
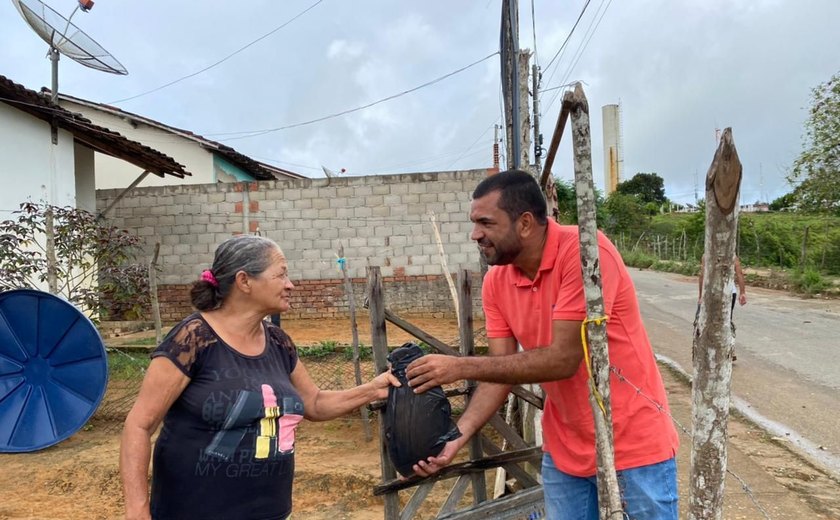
201, 269, 219, 287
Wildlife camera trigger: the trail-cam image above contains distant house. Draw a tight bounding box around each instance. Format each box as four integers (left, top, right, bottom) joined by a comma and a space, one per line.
55, 92, 306, 189
0, 74, 188, 214
676, 203, 700, 213
741, 202, 770, 213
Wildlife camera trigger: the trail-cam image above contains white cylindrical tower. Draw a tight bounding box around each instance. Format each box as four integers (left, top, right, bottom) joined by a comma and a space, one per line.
602, 104, 623, 194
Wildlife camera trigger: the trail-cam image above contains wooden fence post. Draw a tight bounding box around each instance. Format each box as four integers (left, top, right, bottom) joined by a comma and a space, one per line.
45, 207, 58, 295
148, 242, 162, 345
457, 270, 487, 505
690, 127, 742, 520
340, 244, 371, 441
365, 266, 399, 519
567, 84, 624, 519
800, 225, 810, 271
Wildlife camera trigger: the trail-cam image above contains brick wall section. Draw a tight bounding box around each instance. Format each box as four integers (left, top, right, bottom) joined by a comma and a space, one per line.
157, 273, 483, 321
97, 170, 490, 320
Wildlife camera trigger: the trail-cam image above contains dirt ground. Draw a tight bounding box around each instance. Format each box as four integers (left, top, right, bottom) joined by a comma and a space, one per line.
1, 317, 838, 519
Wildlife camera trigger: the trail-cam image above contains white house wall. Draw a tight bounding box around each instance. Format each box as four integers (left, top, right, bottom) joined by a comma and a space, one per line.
0, 102, 77, 213
59, 101, 214, 189
74, 142, 96, 214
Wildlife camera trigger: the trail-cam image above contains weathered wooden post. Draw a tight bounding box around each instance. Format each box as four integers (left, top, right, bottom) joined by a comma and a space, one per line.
365, 266, 399, 519
148, 242, 162, 344
339, 244, 371, 441
690, 127, 742, 520
457, 270, 487, 505
567, 84, 624, 519
45, 207, 58, 294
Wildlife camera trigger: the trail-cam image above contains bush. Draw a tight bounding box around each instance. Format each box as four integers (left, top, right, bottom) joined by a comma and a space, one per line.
621, 250, 657, 269
792, 269, 828, 295
298, 340, 339, 359
342, 344, 373, 361
0, 201, 147, 320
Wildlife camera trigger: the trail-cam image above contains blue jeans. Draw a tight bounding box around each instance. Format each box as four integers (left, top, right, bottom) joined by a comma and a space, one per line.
542, 453, 678, 520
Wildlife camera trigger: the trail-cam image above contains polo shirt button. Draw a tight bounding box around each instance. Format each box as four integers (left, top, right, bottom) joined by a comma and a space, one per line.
532, 286, 538, 292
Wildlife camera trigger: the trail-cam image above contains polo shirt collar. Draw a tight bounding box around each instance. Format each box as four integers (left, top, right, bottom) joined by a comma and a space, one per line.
513, 219, 562, 287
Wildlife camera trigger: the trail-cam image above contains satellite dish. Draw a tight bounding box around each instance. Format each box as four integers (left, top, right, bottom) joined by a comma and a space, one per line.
0, 289, 108, 452
11, 0, 127, 103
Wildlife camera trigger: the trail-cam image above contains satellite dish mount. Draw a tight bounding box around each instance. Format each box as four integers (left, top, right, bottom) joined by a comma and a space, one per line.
12, 0, 128, 104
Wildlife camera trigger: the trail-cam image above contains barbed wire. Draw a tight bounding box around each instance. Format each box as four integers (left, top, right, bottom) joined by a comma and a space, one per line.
609, 365, 773, 520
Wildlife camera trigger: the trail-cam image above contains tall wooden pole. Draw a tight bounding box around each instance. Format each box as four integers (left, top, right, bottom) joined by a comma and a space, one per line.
690, 128, 742, 520
568, 84, 624, 519
501, 0, 521, 169
518, 50, 532, 172
532, 63, 542, 175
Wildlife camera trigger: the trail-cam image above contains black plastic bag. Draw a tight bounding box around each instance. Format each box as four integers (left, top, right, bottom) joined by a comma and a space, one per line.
383, 342, 462, 477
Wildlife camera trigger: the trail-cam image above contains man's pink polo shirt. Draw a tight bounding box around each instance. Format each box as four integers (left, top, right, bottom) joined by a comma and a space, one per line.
482, 220, 679, 477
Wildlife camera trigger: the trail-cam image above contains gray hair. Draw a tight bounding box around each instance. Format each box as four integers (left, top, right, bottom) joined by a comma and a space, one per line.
191, 235, 281, 311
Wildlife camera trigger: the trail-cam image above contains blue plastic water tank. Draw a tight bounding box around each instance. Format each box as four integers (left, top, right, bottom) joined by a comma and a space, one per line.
0, 289, 108, 452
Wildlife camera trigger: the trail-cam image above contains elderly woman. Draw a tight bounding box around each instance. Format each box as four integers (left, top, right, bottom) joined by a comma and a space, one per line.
121, 235, 398, 520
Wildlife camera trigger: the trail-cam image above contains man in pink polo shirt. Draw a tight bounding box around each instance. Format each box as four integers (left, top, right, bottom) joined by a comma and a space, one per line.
407, 170, 679, 519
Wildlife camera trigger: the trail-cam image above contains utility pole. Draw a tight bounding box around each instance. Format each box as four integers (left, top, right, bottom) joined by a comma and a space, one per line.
694, 168, 699, 205
518, 50, 532, 172
493, 124, 500, 171
501, 0, 521, 170
532, 63, 542, 175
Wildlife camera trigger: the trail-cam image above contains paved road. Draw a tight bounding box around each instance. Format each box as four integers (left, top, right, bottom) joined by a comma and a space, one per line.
629, 268, 840, 477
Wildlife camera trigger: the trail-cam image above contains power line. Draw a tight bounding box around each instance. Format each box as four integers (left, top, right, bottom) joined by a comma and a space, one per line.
446, 117, 501, 170
557, 0, 613, 89
543, 0, 611, 115
210, 52, 500, 141
1, 94, 493, 177
107, 0, 325, 104
542, 0, 591, 75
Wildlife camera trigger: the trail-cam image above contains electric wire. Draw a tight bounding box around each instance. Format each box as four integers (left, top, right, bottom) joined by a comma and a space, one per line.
445, 117, 501, 170
543, 0, 611, 115
542, 0, 591, 76
209, 52, 499, 141
107, 0, 325, 104
557, 0, 613, 92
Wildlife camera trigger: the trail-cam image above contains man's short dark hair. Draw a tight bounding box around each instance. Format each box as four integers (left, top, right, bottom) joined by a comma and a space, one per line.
472, 169, 548, 225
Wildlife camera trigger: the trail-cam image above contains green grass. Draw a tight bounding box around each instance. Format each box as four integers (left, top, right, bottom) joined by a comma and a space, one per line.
118, 336, 158, 346
342, 344, 373, 361
298, 340, 340, 359
107, 350, 150, 379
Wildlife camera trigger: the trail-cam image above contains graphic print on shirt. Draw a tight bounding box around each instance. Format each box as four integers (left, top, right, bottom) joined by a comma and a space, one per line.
203, 384, 304, 462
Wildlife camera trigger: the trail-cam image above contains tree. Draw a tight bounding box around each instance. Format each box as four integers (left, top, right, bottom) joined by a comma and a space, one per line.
616, 172, 667, 205
554, 178, 606, 227
769, 192, 797, 211
603, 192, 648, 236
789, 72, 840, 214
0, 201, 149, 320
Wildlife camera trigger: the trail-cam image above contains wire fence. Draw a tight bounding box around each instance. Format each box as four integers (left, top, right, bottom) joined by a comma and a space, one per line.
609, 365, 773, 520
95, 333, 777, 519
611, 214, 840, 277
94, 337, 474, 435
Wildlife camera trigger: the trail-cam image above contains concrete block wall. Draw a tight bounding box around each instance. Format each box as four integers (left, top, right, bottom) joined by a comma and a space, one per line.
97, 170, 490, 321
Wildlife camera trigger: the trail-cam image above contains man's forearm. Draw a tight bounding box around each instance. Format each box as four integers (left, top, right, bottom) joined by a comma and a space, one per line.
456, 381, 512, 440
459, 347, 581, 385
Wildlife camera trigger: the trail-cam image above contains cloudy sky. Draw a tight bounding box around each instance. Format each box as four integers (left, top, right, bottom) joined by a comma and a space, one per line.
1, 0, 837, 204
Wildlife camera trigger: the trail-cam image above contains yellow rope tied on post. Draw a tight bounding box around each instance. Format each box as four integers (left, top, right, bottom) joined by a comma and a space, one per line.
581, 315, 609, 417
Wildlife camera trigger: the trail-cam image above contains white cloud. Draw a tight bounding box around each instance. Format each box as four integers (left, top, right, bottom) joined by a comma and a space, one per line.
327, 40, 364, 60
